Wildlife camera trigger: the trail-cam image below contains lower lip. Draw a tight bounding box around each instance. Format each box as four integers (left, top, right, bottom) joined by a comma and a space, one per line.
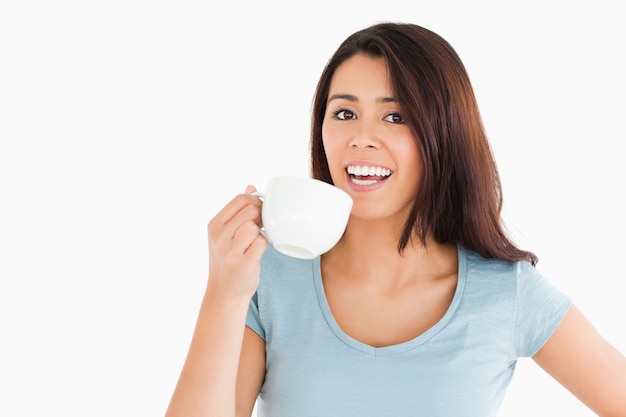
345, 173, 389, 192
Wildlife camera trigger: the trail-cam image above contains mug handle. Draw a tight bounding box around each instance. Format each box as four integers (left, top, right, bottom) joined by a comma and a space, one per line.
250, 192, 270, 242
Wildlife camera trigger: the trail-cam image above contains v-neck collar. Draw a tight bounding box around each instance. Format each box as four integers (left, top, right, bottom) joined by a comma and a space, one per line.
313, 244, 467, 356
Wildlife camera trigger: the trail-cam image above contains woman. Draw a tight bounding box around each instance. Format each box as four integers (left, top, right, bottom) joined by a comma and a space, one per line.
166, 22, 626, 416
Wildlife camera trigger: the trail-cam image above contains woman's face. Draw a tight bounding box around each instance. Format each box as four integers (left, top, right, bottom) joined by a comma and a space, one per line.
322, 54, 422, 223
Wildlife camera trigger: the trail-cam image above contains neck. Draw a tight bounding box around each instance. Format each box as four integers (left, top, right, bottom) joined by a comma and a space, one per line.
323, 216, 458, 286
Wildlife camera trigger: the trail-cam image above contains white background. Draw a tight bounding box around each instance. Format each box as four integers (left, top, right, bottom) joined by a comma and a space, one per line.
1, 1, 625, 416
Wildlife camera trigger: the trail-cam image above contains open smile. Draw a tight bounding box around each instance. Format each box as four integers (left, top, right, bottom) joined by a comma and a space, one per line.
346, 164, 393, 187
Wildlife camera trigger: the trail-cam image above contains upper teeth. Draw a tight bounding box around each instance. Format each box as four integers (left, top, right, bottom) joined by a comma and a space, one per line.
347, 165, 392, 176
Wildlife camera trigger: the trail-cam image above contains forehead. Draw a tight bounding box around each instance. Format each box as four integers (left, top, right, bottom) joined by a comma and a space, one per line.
329, 54, 392, 97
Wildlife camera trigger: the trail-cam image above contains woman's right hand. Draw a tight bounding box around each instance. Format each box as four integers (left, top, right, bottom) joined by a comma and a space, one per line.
206, 185, 268, 299
165, 185, 267, 417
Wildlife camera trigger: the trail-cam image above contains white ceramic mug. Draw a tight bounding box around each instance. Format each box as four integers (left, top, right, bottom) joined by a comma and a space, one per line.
253, 176, 353, 259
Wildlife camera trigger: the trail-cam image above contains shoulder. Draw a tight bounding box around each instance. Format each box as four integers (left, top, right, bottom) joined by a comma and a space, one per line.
260, 244, 315, 276
461, 245, 532, 286
460, 245, 559, 306
462, 244, 568, 300
251, 245, 320, 339
257, 244, 317, 294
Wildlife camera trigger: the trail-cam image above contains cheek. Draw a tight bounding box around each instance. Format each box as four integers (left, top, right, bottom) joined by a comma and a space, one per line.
321, 124, 341, 165
396, 137, 423, 181
400, 131, 420, 159
402, 142, 421, 165
321, 120, 336, 145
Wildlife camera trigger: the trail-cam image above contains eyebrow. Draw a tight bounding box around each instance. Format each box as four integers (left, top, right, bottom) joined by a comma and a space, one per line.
327, 94, 397, 104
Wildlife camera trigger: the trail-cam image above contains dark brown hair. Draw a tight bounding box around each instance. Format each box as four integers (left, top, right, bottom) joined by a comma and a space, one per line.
310, 22, 537, 265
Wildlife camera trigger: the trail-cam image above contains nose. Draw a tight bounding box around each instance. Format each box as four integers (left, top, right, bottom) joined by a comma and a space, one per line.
348, 119, 382, 149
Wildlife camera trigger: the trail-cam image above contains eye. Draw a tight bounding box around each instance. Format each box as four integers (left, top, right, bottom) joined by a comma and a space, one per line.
333, 109, 357, 120
384, 112, 404, 124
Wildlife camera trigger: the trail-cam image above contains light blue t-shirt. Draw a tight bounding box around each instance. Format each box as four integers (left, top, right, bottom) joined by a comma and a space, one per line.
246, 244, 571, 417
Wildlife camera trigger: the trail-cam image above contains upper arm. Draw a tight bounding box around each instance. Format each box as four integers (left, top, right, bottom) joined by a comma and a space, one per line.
532, 304, 626, 416
236, 326, 266, 417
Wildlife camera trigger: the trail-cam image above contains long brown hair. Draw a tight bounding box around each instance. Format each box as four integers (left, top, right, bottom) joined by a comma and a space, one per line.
310, 22, 537, 265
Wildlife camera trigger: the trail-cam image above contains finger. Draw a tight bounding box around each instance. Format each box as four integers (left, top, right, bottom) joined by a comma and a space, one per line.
231, 219, 264, 254
245, 232, 269, 258
211, 189, 262, 229
243, 185, 263, 211
216, 204, 263, 250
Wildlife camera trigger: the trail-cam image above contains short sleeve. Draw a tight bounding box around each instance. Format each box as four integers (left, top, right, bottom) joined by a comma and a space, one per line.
246, 292, 266, 340
514, 263, 571, 357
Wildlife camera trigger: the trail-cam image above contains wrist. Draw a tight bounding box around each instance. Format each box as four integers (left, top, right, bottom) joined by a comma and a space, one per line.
204, 278, 255, 307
